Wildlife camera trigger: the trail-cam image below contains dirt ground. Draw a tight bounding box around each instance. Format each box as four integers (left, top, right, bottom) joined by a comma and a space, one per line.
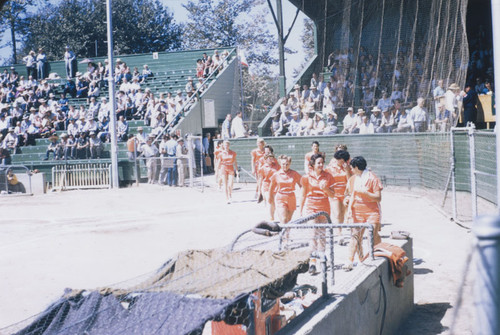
0, 180, 485, 334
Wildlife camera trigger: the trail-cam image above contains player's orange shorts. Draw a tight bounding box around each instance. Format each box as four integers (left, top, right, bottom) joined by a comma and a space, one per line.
305, 197, 330, 214
220, 165, 234, 176
275, 192, 296, 212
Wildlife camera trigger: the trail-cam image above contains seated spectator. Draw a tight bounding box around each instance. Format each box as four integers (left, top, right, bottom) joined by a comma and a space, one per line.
76, 132, 89, 159
377, 109, 395, 133
44, 134, 61, 160
369, 107, 382, 129
286, 111, 301, 136
2, 127, 19, 153
65, 133, 77, 159
53, 109, 67, 131
323, 109, 338, 135
341, 107, 355, 134
142, 64, 153, 80
88, 131, 103, 159
377, 91, 392, 111
270, 113, 282, 137
358, 115, 374, 134
75, 75, 89, 98
97, 116, 110, 142
63, 79, 77, 98
185, 77, 194, 93
434, 103, 450, 132
394, 109, 412, 133
311, 112, 325, 135
117, 115, 128, 141
196, 59, 205, 78
299, 111, 313, 136
87, 81, 100, 98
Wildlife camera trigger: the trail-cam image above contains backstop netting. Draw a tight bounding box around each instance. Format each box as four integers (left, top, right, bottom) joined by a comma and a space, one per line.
326, 0, 469, 108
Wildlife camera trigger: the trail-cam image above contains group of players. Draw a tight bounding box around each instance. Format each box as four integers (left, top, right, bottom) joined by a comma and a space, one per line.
209, 137, 383, 272
250, 138, 383, 273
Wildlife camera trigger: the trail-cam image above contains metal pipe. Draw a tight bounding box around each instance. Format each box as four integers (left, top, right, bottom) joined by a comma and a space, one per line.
106, 0, 119, 188
473, 215, 500, 334
469, 125, 478, 218
450, 128, 458, 220
493, 0, 500, 212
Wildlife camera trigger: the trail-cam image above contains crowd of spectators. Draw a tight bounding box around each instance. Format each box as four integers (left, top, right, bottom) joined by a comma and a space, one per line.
0, 47, 228, 161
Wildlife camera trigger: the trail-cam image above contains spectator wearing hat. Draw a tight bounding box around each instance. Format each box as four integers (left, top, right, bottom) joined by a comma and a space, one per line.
377, 109, 395, 133
89, 131, 103, 159
185, 77, 194, 93
323, 109, 338, 135
341, 107, 355, 134
369, 107, 383, 129
350, 109, 366, 134
0, 113, 10, 138
63, 78, 77, 98
142, 64, 152, 81
311, 112, 325, 135
2, 127, 19, 153
36, 48, 47, 80
135, 126, 148, 150
75, 75, 89, 99
299, 110, 313, 136
358, 114, 374, 134
44, 134, 61, 160
23, 51, 37, 80
286, 111, 301, 136
64, 46, 77, 79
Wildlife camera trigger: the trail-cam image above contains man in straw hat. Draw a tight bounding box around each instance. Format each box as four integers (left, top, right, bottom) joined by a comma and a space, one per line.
445, 82, 461, 127
44, 134, 61, 160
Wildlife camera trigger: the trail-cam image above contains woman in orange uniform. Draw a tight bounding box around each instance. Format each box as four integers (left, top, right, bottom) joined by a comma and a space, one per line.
269, 155, 302, 245
258, 152, 280, 220
219, 140, 239, 203
303, 141, 323, 173
300, 153, 336, 274
251, 138, 266, 199
343, 156, 383, 271
325, 149, 351, 241
213, 139, 223, 189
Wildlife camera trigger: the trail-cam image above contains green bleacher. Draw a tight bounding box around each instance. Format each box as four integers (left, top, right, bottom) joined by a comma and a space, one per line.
4, 47, 235, 183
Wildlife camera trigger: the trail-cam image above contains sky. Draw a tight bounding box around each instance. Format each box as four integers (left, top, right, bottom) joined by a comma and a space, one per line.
0, 0, 307, 79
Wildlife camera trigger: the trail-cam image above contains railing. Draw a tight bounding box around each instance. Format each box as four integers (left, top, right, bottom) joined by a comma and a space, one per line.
152, 47, 238, 143
230, 212, 375, 297
52, 163, 111, 191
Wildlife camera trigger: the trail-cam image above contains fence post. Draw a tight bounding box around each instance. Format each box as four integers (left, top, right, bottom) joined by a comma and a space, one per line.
469, 125, 478, 218
450, 129, 458, 220
473, 215, 500, 335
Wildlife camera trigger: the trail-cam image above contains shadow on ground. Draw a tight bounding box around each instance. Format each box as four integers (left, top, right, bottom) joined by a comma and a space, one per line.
398, 302, 451, 334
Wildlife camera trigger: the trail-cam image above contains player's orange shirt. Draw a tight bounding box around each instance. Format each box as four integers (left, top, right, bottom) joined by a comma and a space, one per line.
301, 170, 336, 200
251, 148, 265, 172
270, 169, 302, 194
214, 146, 222, 163
259, 162, 279, 192
325, 163, 349, 200
219, 149, 237, 173
347, 170, 383, 218
301, 170, 335, 213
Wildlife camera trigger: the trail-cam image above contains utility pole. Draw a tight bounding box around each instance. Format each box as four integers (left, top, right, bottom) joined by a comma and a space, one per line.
106, 0, 119, 188
276, 0, 286, 98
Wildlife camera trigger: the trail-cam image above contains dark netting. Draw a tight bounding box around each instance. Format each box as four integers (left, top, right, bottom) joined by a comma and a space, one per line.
325, 0, 469, 109
8, 249, 310, 335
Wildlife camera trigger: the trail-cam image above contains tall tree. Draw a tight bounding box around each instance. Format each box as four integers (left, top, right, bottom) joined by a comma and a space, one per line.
182, 0, 278, 69
20, 0, 182, 61
0, 0, 43, 63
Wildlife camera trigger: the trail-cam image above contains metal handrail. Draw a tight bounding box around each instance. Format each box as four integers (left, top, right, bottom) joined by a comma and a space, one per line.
152, 48, 238, 143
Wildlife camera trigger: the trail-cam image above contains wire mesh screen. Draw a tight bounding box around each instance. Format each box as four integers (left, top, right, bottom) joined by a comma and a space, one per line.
325, 0, 469, 108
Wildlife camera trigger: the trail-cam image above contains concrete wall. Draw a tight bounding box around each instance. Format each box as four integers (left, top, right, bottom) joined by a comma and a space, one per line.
278, 239, 414, 335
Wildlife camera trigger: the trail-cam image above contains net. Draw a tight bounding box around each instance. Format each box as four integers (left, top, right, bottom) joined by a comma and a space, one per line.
322, 0, 469, 109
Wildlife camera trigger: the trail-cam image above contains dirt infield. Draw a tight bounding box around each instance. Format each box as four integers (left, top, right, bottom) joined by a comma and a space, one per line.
0, 180, 477, 333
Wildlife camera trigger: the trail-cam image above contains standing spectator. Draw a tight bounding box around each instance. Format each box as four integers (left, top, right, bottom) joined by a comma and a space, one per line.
64, 46, 77, 79
126, 134, 137, 161
434, 103, 450, 132
142, 135, 159, 184
23, 51, 37, 80
410, 98, 428, 132
231, 111, 246, 138
176, 137, 189, 186
36, 48, 47, 80
221, 114, 231, 139
202, 132, 213, 173
432, 79, 445, 118
461, 84, 478, 126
